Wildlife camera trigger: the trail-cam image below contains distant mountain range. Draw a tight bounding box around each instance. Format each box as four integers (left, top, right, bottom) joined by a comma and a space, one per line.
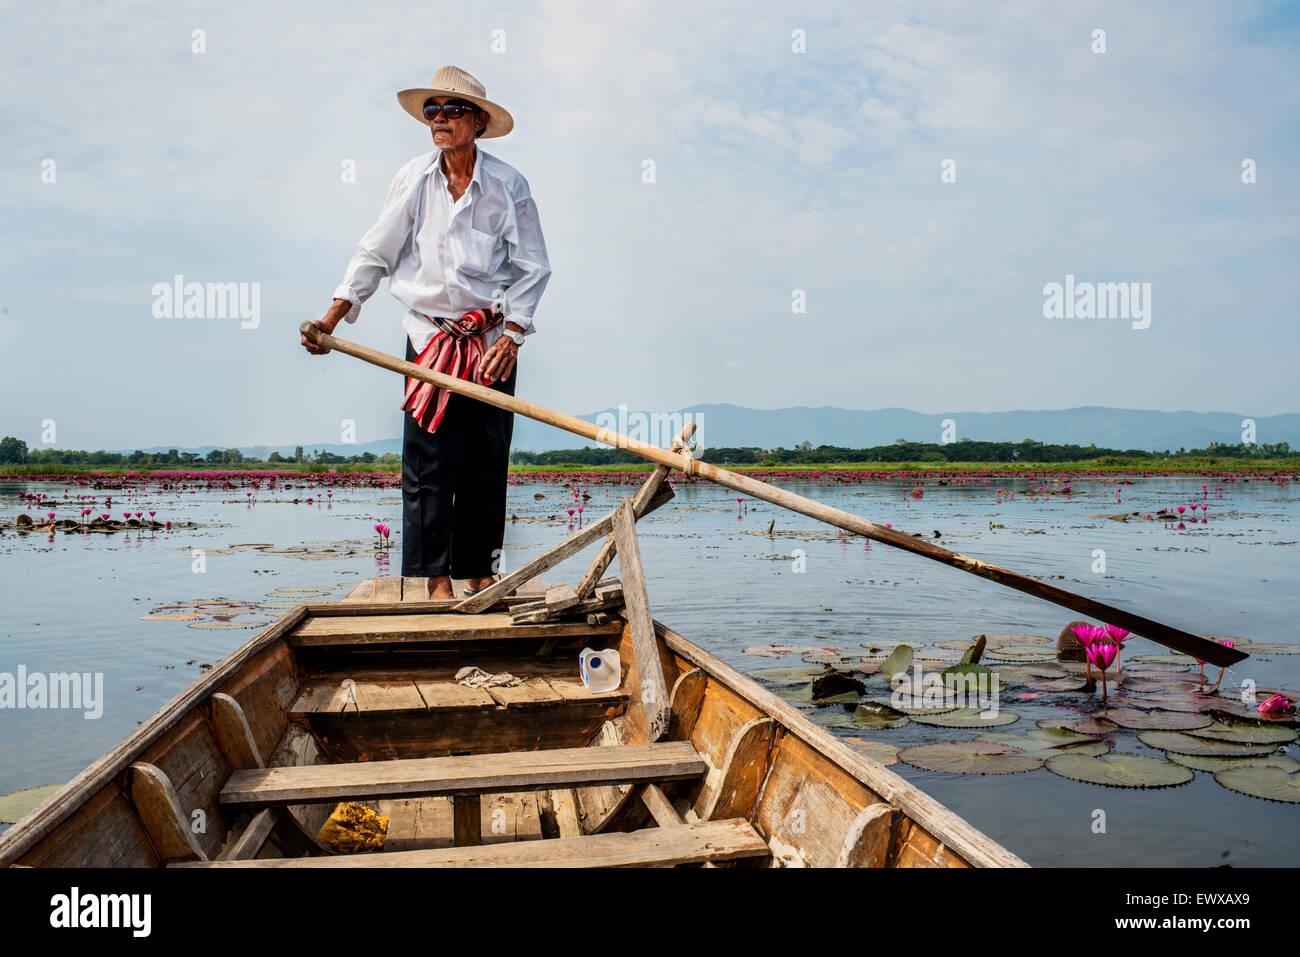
114, 405, 1298, 459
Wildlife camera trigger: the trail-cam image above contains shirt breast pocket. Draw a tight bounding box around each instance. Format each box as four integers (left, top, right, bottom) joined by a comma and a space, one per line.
462, 227, 501, 278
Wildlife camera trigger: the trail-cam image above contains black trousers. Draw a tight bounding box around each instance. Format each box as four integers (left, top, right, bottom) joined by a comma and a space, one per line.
401, 338, 516, 579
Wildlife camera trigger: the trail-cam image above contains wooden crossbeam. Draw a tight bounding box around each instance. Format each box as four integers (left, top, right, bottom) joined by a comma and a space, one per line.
288, 611, 621, 646
219, 742, 706, 808
175, 818, 770, 868
224, 808, 280, 861
575, 422, 695, 599
453, 486, 674, 614
613, 499, 671, 741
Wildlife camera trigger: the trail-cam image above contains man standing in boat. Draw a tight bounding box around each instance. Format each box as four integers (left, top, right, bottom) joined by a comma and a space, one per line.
302, 66, 551, 599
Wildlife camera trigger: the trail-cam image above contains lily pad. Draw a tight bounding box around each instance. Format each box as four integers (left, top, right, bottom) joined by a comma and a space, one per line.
980, 633, 1053, 645
1038, 716, 1118, 735
826, 701, 912, 731
811, 671, 866, 701
751, 665, 828, 684
1045, 752, 1193, 788
1240, 643, 1300, 655
988, 666, 1036, 685
857, 639, 914, 654
984, 644, 1055, 662
0, 783, 64, 824
936, 639, 978, 651
1213, 765, 1300, 803
843, 739, 901, 766
875, 644, 914, 680
976, 728, 1110, 758
773, 683, 813, 703
1025, 678, 1091, 693
1132, 654, 1199, 665
1121, 677, 1186, 694
1099, 709, 1212, 731
900, 741, 1042, 775
1103, 693, 1216, 714
187, 617, 273, 630
865, 694, 958, 716
1188, 722, 1298, 746
1020, 663, 1069, 678
140, 612, 204, 621
941, 663, 1004, 696
1167, 752, 1300, 773
1136, 730, 1278, 757
910, 706, 1019, 729
1208, 699, 1300, 726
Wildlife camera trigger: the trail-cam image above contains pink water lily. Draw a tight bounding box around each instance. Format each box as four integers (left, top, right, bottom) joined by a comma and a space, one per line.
1210, 639, 1234, 687
1087, 639, 1119, 701
1073, 623, 1104, 681
1102, 624, 1131, 669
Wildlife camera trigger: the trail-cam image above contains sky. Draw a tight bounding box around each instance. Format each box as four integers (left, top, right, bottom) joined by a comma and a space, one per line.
1, 0, 1297, 452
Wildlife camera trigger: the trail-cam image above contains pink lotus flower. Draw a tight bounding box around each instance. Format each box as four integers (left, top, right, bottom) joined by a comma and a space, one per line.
101, 513, 109, 520
1087, 639, 1120, 700
1258, 694, 1291, 714
1103, 624, 1131, 644
1072, 623, 1103, 647
1087, 640, 1118, 671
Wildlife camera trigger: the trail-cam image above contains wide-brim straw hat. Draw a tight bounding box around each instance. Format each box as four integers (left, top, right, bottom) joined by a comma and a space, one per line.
397, 65, 514, 138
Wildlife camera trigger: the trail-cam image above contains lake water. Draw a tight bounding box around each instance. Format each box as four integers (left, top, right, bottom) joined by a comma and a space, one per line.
2, 469, 1297, 866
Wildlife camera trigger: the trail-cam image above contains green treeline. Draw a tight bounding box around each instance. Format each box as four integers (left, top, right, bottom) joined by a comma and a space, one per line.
0, 434, 1293, 470
509, 438, 1294, 466
0, 438, 399, 468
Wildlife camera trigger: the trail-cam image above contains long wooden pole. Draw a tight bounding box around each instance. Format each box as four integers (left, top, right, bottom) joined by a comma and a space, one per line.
300, 323, 1247, 668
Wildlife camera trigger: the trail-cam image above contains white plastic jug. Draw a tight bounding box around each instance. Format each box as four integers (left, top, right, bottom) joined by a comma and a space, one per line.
579, 647, 621, 693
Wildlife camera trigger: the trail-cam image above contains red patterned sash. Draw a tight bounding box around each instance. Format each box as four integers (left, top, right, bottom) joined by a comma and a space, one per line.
401, 308, 503, 433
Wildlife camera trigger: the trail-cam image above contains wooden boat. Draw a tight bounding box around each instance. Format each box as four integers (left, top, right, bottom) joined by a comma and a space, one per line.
0, 561, 1025, 868
1, 323, 1253, 870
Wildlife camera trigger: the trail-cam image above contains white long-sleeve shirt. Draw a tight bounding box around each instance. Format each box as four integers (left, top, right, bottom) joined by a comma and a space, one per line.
332, 147, 552, 353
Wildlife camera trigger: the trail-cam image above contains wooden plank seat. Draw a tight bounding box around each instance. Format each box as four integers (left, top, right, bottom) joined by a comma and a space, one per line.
288, 612, 622, 647
290, 675, 627, 716
220, 742, 707, 808
175, 818, 769, 868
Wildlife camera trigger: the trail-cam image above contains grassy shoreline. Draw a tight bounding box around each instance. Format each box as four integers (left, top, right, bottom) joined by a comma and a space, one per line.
1, 457, 1297, 479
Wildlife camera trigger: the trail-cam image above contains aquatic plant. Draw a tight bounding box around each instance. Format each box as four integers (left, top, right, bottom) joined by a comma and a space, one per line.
1086, 639, 1119, 701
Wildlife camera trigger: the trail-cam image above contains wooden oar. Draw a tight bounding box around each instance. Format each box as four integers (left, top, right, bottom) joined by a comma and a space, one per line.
300, 323, 1248, 668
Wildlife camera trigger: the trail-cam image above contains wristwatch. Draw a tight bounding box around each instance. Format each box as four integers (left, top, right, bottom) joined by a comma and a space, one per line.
502, 329, 525, 347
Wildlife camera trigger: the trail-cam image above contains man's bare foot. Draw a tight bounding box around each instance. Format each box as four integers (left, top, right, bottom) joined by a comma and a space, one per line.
464, 576, 497, 594
427, 575, 455, 600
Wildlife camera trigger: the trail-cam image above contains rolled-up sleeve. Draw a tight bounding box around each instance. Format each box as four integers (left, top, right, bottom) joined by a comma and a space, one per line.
331, 164, 417, 323
500, 195, 552, 335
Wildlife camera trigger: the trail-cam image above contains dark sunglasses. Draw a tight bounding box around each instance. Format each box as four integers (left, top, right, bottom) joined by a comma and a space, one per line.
423, 101, 477, 121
